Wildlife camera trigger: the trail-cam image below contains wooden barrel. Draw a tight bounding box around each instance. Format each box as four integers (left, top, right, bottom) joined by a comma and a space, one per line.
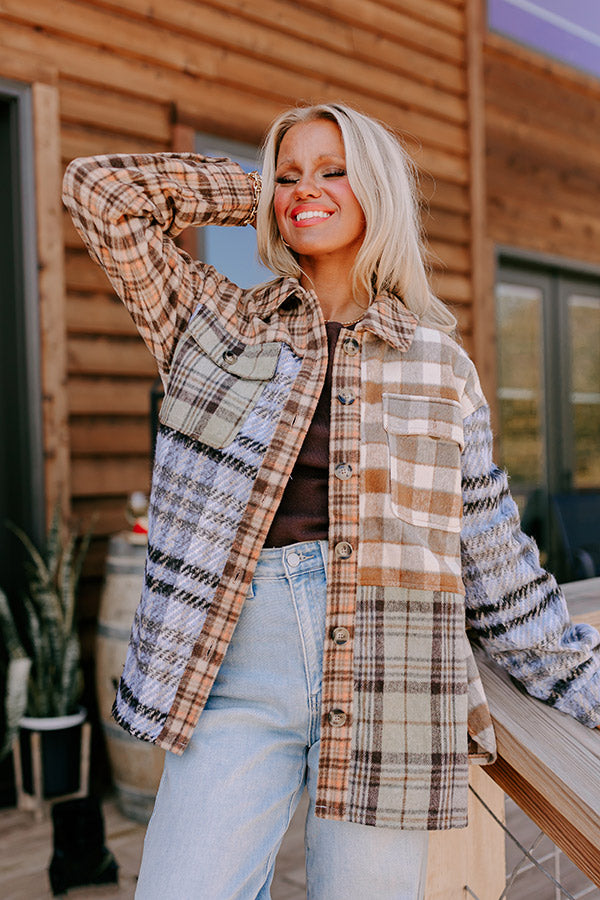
96, 532, 165, 824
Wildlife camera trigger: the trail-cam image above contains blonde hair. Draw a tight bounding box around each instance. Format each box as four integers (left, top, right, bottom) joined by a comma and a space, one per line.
256, 102, 456, 334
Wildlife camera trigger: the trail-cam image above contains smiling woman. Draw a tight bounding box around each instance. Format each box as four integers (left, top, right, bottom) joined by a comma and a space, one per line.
271, 119, 367, 324
61, 100, 600, 900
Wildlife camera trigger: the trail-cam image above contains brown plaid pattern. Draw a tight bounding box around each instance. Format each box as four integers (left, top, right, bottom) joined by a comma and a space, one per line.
63, 153, 495, 830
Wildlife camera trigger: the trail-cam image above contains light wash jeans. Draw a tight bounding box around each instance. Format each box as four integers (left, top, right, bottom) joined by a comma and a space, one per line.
136, 540, 429, 899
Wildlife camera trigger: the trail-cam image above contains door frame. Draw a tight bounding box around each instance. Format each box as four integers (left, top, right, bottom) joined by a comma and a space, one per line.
0, 45, 70, 533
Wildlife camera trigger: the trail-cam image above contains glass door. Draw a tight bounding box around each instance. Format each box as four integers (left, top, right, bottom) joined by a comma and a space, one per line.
495, 260, 600, 579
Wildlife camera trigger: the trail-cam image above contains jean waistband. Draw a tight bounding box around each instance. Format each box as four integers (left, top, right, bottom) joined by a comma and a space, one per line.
253, 540, 328, 579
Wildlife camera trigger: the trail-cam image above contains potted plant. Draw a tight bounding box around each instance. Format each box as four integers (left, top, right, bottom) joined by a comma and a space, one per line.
0, 509, 93, 812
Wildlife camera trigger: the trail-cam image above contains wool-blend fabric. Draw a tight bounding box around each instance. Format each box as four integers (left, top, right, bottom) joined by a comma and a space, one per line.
63, 153, 600, 830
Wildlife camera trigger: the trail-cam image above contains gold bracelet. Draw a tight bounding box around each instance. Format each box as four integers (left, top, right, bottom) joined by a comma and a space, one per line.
242, 170, 262, 226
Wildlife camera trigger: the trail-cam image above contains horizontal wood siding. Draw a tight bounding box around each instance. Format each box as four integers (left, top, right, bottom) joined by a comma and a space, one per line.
0, 1, 474, 619
485, 34, 600, 266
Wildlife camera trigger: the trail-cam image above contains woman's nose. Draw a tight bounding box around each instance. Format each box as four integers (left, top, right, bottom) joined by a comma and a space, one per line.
294, 175, 321, 199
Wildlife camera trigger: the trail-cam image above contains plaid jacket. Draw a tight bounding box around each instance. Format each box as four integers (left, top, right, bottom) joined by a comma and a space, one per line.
63, 154, 600, 830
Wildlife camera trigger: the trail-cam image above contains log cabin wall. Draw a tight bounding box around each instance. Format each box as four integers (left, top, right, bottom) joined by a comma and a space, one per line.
485, 32, 600, 268
483, 30, 600, 406
0, 0, 478, 650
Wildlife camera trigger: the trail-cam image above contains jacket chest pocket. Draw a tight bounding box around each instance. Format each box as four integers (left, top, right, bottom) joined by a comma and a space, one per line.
159, 315, 281, 449
383, 393, 464, 532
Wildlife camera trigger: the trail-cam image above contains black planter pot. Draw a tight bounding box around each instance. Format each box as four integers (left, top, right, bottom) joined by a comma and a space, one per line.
18, 709, 86, 799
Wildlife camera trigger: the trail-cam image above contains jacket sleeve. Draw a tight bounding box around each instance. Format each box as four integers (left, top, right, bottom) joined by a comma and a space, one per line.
62, 153, 256, 378
460, 402, 600, 728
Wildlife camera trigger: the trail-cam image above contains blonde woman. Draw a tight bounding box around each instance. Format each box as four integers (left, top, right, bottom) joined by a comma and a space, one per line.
63, 103, 600, 900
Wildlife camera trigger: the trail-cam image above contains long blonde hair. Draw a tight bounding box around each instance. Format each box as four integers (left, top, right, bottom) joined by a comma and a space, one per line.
256, 102, 456, 334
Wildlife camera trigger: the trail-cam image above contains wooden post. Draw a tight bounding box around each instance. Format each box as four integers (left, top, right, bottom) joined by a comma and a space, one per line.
425, 765, 506, 898
32, 81, 71, 527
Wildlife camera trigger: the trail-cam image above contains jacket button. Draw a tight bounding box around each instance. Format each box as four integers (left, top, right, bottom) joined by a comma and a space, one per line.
334, 463, 353, 480
337, 389, 355, 405
331, 626, 350, 645
328, 709, 347, 727
334, 541, 353, 559
342, 337, 360, 356
222, 349, 238, 365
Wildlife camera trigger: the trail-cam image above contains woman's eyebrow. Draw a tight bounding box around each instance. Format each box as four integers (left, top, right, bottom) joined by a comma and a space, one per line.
276, 153, 345, 168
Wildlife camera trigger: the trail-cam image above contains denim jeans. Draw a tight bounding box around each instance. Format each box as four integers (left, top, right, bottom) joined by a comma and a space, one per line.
136, 540, 429, 899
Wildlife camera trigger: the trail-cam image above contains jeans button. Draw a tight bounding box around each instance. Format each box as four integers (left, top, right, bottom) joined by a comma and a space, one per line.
287, 551, 300, 567
328, 709, 347, 727
331, 626, 350, 645
334, 541, 353, 559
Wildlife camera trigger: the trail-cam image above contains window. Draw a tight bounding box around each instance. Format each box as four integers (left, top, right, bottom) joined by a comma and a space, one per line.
488, 0, 600, 80
495, 257, 600, 578
194, 134, 271, 289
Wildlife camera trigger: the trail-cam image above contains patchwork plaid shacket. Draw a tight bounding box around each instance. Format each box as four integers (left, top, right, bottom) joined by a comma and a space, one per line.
63, 153, 600, 830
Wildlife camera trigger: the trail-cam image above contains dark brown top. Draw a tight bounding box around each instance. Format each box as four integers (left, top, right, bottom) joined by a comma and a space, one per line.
264, 321, 343, 547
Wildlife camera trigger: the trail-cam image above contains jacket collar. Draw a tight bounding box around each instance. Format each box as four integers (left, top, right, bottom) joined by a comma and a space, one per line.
250, 277, 419, 352
355, 291, 418, 351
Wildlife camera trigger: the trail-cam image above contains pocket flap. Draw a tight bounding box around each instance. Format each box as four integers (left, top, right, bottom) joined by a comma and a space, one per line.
383, 394, 464, 448
188, 315, 281, 380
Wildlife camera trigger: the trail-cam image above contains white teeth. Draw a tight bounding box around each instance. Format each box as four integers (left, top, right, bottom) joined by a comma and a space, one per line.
294, 210, 331, 221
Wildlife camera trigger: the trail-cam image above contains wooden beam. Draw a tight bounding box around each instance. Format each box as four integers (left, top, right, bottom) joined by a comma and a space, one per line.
465, 0, 495, 403
32, 82, 71, 525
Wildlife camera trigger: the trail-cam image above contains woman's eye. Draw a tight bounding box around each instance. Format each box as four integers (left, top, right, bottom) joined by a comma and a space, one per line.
323, 169, 346, 178
275, 175, 298, 185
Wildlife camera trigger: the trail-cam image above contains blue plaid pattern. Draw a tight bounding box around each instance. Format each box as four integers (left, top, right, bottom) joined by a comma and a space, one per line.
113, 344, 302, 741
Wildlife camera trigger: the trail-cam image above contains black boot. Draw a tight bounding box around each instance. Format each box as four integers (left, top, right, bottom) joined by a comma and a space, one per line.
48, 797, 118, 895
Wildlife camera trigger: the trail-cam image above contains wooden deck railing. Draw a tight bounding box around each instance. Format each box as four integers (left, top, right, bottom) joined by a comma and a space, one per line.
477, 576, 600, 888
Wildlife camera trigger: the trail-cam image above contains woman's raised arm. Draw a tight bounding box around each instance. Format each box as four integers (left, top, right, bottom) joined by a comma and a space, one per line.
62, 153, 258, 378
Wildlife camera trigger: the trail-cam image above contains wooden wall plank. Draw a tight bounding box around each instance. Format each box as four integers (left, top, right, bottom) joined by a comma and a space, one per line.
65, 251, 126, 295
60, 80, 171, 143
73, 496, 140, 538
67, 337, 157, 378
67, 294, 138, 337
0, 39, 57, 84
68, 378, 157, 416
71, 457, 151, 497
61, 124, 166, 161
298, 0, 465, 61
377, 0, 465, 33
71, 417, 150, 456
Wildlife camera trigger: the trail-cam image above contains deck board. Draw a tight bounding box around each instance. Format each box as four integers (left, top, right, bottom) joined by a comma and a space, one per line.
1, 789, 598, 898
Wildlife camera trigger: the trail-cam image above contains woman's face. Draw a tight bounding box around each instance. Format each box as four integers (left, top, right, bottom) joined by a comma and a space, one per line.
273, 119, 366, 267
